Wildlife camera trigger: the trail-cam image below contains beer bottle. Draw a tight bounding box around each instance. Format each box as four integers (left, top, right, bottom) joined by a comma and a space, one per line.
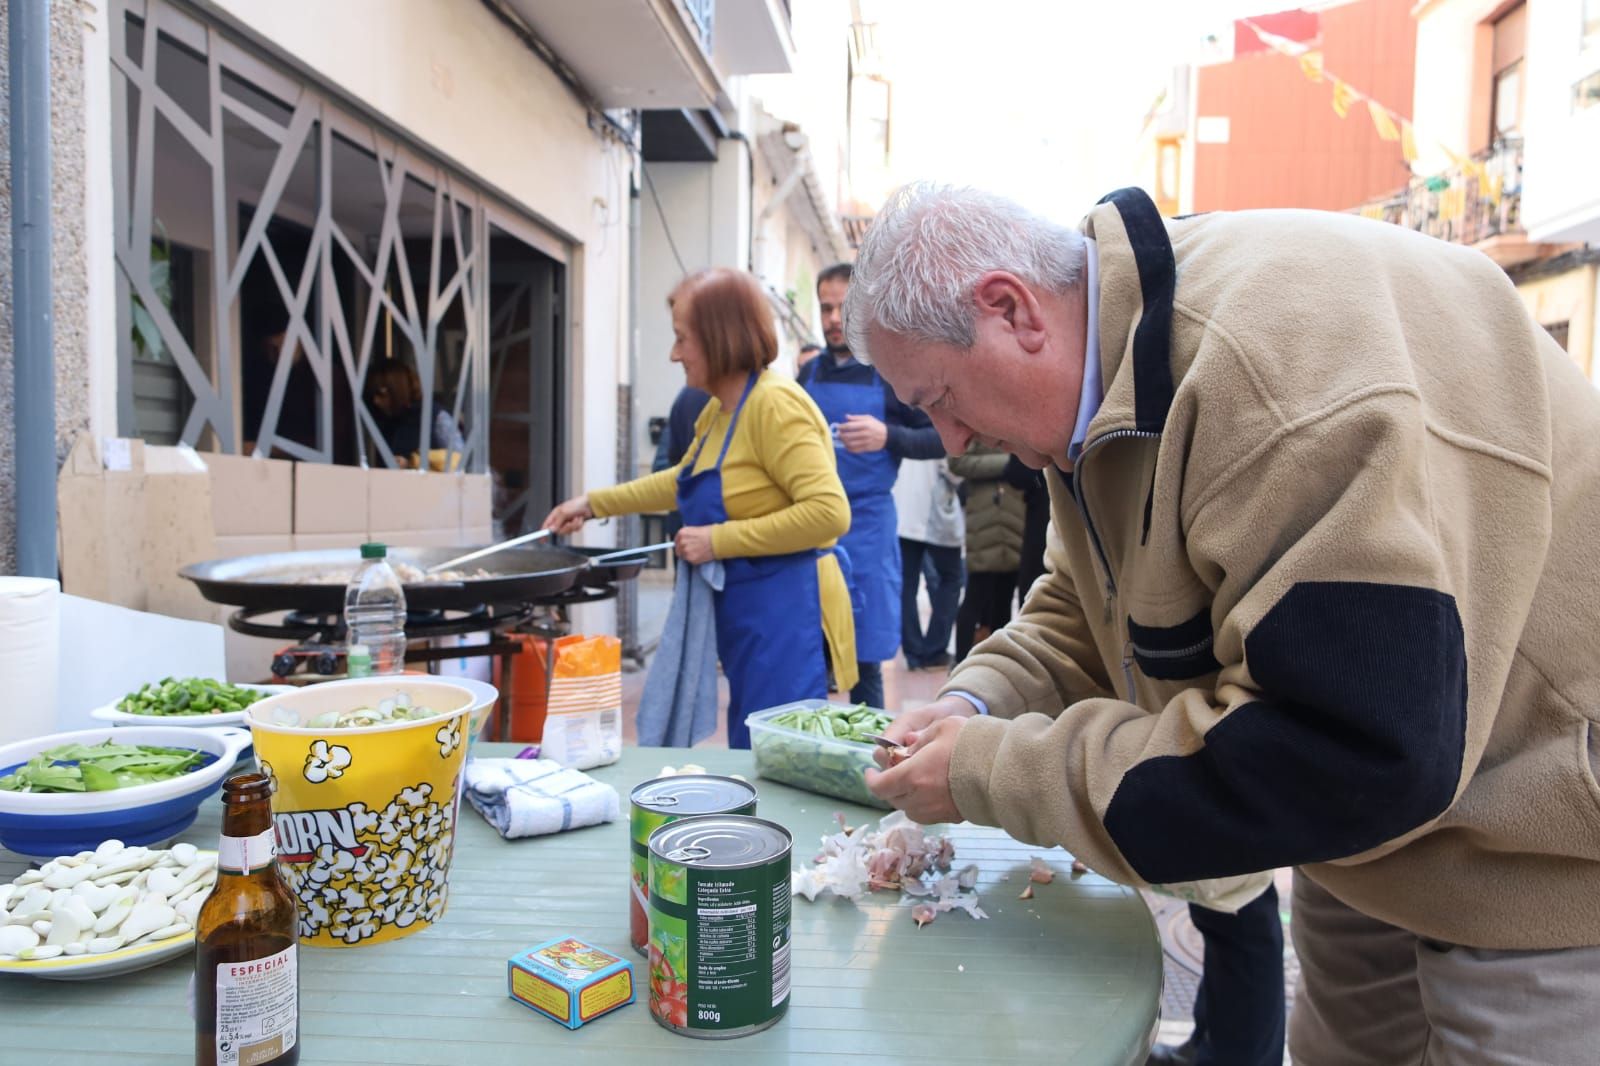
195, 772, 300, 1065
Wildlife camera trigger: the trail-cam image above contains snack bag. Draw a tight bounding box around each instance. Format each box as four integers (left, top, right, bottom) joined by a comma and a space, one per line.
540, 635, 622, 770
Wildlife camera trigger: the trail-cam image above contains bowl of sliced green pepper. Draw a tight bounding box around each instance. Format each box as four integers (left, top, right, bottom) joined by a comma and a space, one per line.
747, 700, 899, 809
88, 677, 292, 729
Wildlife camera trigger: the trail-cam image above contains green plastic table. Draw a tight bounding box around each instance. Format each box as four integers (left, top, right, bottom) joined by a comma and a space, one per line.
1, 745, 1161, 1064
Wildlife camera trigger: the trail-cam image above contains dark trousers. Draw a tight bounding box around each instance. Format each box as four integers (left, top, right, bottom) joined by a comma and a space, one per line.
849, 659, 883, 708
1017, 488, 1049, 604
955, 570, 1018, 661
1187, 883, 1286, 1066
899, 537, 962, 666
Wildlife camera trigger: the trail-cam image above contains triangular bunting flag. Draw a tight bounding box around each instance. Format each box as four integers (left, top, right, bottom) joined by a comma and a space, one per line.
1300, 51, 1324, 83
1400, 121, 1419, 164
1331, 78, 1356, 118
1368, 101, 1400, 141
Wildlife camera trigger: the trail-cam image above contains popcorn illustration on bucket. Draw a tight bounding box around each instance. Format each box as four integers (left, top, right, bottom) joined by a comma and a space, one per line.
247, 679, 476, 948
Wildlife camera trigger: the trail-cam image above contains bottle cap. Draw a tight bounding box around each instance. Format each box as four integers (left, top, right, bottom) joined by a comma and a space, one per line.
360, 542, 387, 559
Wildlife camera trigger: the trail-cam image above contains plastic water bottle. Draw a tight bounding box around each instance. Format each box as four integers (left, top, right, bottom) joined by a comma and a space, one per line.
344, 543, 407, 677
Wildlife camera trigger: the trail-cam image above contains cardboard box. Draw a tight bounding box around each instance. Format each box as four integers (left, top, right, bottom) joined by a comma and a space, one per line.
204, 453, 294, 536
368, 528, 462, 550
57, 437, 216, 622
57, 436, 148, 609
140, 447, 218, 621
370, 468, 462, 533
462, 474, 493, 531
292, 533, 367, 553
507, 937, 634, 1029
295, 463, 369, 535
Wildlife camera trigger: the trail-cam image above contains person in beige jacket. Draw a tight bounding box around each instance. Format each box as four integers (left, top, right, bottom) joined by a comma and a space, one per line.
853, 182, 1600, 1064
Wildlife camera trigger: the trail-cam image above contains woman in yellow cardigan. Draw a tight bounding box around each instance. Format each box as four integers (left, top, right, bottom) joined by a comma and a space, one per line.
543, 268, 856, 747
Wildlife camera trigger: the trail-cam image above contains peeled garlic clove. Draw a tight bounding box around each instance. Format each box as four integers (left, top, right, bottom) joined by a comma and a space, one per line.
146, 868, 180, 897
169, 843, 199, 867
93, 839, 125, 862
17, 945, 63, 960
1019, 884, 1035, 900
87, 934, 125, 954
63, 943, 88, 956
0, 925, 40, 955
14, 869, 44, 886
31, 919, 52, 938
92, 870, 140, 887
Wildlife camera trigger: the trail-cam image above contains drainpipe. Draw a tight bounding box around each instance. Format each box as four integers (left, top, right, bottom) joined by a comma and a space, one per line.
9, 0, 57, 578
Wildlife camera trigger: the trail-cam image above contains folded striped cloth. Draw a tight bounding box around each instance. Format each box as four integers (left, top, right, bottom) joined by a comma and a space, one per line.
463, 757, 620, 840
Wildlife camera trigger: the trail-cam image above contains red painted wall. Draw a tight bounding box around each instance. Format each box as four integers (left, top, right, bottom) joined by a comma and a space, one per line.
1194, 0, 1417, 212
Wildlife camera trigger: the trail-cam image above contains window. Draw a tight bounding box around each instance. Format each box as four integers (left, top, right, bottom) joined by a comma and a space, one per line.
1576, 68, 1600, 111
110, 0, 568, 521
1545, 321, 1570, 352
1489, 4, 1526, 141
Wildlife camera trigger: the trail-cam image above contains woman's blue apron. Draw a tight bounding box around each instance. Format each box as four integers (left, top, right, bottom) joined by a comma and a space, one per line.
804, 365, 902, 662
677, 373, 829, 748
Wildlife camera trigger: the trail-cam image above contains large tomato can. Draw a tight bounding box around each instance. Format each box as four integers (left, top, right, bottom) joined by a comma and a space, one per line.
646, 815, 792, 1038
628, 775, 757, 953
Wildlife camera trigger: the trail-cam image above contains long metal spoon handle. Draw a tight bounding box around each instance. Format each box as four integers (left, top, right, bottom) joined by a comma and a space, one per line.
426, 528, 553, 573
590, 541, 676, 565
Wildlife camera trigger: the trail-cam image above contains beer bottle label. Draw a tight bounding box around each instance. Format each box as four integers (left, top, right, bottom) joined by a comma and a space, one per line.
218, 828, 277, 874
214, 944, 298, 1065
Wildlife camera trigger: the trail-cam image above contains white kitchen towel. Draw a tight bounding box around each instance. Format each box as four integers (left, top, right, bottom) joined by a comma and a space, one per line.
0, 578, 59, 745
463, 757, 620, 839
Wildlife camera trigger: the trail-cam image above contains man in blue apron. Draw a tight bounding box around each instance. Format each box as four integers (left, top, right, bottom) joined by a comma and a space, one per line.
801, 263, 945, 706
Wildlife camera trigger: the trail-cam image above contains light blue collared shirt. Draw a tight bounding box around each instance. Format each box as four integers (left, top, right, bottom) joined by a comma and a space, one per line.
954, 239, 1102, 718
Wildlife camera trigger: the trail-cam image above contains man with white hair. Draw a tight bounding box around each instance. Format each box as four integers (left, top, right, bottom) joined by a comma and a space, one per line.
860, 182, 1600, 1063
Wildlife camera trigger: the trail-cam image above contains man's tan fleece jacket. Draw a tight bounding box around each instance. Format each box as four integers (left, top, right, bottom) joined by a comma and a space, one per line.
943, 187, 1600, 950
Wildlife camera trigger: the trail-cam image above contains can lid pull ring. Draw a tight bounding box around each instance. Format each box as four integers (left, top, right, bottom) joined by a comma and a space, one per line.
652, 795, 679, 807
668, 845, 713, 861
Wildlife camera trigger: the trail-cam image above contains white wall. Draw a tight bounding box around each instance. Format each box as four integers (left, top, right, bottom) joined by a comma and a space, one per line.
1522, 0, 1600, 242
634, 136, 752, 472
1411, 0, 1500, 174
745, 0, 852, 214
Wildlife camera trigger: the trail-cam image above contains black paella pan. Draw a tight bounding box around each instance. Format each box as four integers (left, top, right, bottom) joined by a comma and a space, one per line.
179, 545, 597, 613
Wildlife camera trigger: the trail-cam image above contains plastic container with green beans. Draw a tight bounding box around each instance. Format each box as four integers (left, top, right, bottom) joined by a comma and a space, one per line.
747, 700, 898, 809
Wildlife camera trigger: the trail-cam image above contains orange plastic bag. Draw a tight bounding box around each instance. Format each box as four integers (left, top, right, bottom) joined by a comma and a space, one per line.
495, 634, 622, 769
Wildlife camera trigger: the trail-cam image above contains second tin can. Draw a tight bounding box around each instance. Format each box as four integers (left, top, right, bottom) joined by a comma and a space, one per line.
646, 815, 793, 1039
629, 775, 758, 953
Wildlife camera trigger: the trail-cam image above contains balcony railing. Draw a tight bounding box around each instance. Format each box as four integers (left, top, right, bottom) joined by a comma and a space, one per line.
1355, 136, 1523, 248
683, 0, 714, 53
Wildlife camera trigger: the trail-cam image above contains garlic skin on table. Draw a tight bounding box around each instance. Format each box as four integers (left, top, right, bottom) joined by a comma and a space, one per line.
792, 810, 990, 927
0, 841, 218, 962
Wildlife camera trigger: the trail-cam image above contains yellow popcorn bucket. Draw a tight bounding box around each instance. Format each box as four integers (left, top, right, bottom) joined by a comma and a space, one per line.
246, 678, 475, 948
